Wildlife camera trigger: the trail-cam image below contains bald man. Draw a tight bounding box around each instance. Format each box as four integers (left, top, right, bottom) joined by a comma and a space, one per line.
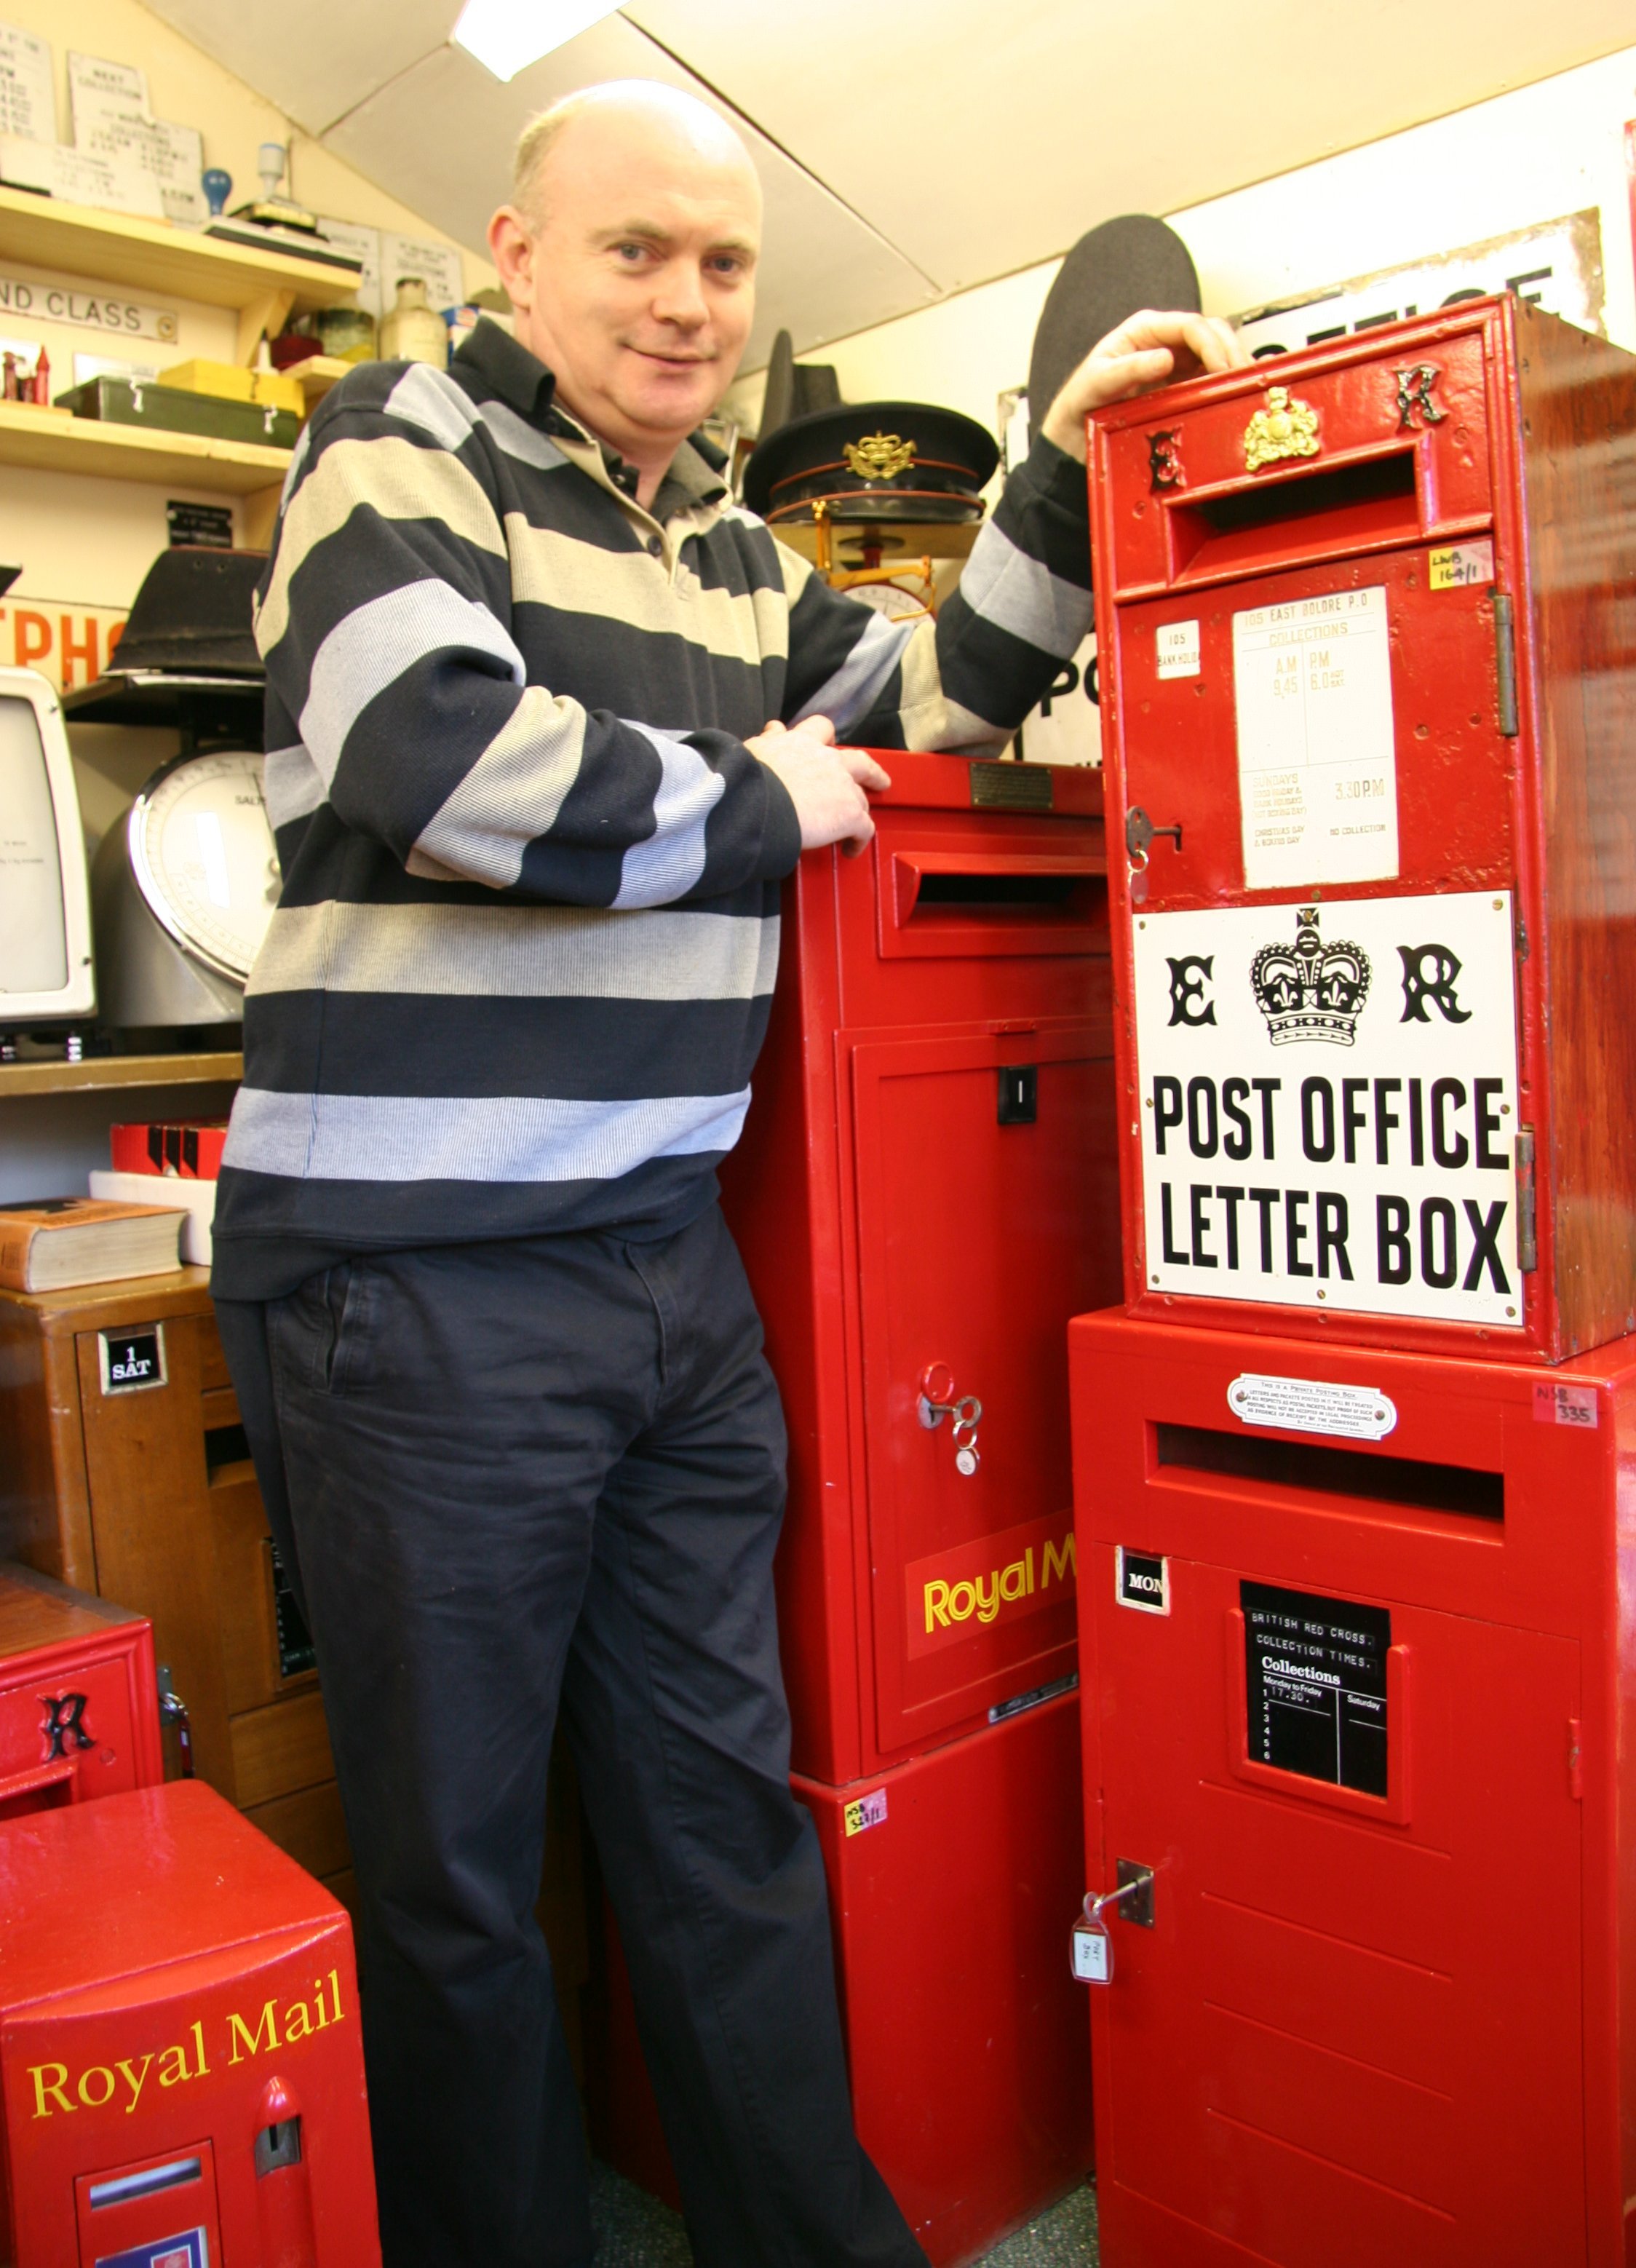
213, 76, 1245, 2268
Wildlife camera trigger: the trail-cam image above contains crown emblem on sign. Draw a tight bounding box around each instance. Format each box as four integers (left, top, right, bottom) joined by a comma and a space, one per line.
1250, 906, 1371, 1045
1243, 385, 1321, 471
843, 432, 917, 482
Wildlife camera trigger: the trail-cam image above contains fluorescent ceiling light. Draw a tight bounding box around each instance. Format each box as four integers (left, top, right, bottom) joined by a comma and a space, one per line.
451, 0, 619, 82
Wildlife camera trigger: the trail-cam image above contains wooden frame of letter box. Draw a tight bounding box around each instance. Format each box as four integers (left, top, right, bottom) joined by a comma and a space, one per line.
1089, 296, 1636, 1365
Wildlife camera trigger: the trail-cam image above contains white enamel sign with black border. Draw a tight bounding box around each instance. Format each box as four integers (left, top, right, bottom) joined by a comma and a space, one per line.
1132, 889, 1521, 1328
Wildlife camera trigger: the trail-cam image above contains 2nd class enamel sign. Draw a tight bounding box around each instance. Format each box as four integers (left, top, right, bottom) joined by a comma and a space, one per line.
1132, 889, 1522, 1327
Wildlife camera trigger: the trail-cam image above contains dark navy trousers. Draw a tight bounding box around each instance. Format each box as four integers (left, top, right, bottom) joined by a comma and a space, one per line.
216, 1205, 923, 2268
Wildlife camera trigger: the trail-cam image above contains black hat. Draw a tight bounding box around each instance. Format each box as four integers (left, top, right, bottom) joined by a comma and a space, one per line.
743, 400, 998, 526
111, 546, 266, 675
1028, 215, 1201, 428
61, 546, 269, 732
758, 328, 842, 440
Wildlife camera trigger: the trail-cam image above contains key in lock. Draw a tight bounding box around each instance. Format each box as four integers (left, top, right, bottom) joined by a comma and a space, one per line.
917, 1364, 982, 1477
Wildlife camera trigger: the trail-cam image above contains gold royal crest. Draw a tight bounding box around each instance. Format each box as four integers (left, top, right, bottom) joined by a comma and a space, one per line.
843, 432, 917, 482
1242, 386, 1321, 472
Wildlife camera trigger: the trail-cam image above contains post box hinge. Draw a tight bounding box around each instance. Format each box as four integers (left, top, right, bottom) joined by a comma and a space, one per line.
1515, 1127, 1537, 1273
1567, 1718, 1584, 1800
1493, 591, 1520, 737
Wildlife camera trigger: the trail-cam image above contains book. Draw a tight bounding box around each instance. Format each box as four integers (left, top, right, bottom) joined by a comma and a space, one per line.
90, 1171, 215, 1266
109, 1120, 228, 1180
0, 1197, 186, 1293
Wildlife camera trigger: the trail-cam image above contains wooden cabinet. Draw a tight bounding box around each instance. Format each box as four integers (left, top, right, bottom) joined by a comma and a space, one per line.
0, 1267, 353, 1908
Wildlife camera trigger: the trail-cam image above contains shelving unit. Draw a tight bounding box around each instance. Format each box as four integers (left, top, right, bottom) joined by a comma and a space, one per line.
0, 184, 359, 363
288, 354, 355, 411
0, 1053, 243, 1099
0, 401, 289, 493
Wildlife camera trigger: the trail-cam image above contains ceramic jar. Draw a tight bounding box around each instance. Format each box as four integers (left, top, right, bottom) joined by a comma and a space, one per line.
379, 277, 448, 368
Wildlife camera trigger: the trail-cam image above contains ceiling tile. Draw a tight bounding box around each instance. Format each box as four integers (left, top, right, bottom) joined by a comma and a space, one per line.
317, 12, 940, 363
625, 0, 1636, 296
141, 0, 456, 136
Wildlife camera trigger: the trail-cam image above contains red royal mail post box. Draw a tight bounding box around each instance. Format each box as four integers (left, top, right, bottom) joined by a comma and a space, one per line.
720, 749, 1124, 1783
0, 1780, 378, 2267
1068, 1308, 1636, 2267
1089, 297, 1636, 1364
0, 1562, 163, 1823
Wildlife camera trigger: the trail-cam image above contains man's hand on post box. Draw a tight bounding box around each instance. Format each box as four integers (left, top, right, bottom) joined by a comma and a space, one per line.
1042, 309, 1251, 462
749, 714, 892, 857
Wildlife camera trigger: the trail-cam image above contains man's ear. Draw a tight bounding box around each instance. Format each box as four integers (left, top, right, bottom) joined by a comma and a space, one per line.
486, 205, 536, 312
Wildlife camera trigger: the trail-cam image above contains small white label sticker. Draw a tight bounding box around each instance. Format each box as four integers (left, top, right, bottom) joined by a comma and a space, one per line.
1228, 1372, 1397, 1440
1071, 1924, 1111, 1983
1156, 619, 1200, 679
1533, 1381, 1597, 1430
843, 1788, 888, 1837
1429, 540, 1494, 590
1234, 585, 1398, 890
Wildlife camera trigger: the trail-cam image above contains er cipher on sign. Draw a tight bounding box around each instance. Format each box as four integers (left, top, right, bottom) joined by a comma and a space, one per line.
1132, 889, 1520, 1328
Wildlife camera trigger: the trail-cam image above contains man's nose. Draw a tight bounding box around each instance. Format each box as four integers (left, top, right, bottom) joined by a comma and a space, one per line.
652, 261, 709, 328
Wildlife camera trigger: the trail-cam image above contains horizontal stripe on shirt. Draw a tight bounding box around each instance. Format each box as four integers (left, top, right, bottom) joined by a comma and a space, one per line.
224, 1085, 752, 1183
247, 900, 778, 1002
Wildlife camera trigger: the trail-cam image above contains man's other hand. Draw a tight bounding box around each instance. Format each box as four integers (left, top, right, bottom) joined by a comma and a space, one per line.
747, 716, 891, 857
1042, 309, 1250, 463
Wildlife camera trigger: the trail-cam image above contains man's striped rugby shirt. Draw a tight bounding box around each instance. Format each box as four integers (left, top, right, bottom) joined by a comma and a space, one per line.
213, 319, 1094, 1297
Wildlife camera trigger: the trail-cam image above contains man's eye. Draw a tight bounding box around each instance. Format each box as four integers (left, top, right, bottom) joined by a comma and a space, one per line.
614, 243, 650, 263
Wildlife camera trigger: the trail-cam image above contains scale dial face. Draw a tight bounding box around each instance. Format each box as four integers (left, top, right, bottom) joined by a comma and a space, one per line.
129, 748, 279, 983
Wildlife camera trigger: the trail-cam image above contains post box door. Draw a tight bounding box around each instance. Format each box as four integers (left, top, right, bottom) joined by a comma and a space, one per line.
849, 1021, 1119, 1758
1088, 1553, 1585, 2267
1114, 549, 1516, 910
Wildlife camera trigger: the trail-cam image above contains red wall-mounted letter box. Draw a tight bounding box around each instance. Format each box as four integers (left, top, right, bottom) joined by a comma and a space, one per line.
1089, 297, 1636, 1363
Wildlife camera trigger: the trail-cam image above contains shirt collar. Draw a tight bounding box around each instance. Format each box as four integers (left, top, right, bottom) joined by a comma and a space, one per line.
453, 316, 556, 421
453, 317, 728, 513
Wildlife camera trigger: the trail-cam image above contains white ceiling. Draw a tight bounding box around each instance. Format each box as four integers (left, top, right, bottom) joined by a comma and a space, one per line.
146, 0, 1636, 360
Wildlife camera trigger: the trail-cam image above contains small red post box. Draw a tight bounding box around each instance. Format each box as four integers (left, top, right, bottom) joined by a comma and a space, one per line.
720, 749, 1123, 1783
0, 1780, 378, 2267
1089, 297, 1636, 1363
792, 1691, 1092, 2264
0, 1561, 163, 1821
1068, 1309, 1636, 2267
592, 1692, 1093, 2268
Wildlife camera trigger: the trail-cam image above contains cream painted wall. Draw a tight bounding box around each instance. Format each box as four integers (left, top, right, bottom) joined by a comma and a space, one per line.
3, 0, 496, 619
0, 0, 496, 1197
725, 44, 1636, 435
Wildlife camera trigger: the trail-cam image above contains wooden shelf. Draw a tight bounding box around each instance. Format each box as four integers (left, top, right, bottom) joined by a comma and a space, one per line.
0, 1052, 242, 1098
0, 401, 289, 493
287, 354, 356, 411
0, 185, 359, 362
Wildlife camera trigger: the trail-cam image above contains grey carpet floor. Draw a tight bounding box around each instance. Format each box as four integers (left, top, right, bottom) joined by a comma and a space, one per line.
588, 2160, 1098, 2266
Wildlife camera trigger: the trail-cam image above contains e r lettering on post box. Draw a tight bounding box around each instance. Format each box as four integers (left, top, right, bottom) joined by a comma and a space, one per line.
1132, 890, 1522, 1327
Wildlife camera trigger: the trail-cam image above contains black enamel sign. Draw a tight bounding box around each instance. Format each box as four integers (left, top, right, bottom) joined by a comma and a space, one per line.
1242, 1579, 1389, 1796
